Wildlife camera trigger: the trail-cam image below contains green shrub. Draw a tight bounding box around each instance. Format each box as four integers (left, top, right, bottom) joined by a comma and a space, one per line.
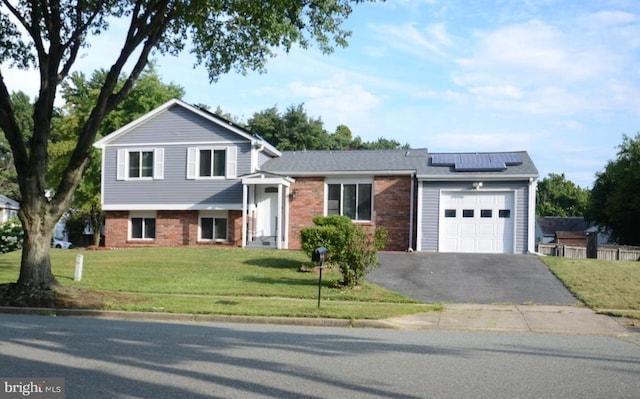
300, 215, 388, 288
0, 218, 23, 253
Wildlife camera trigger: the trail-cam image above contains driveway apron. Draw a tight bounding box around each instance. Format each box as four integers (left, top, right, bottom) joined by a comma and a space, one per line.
367, 252, 579, 305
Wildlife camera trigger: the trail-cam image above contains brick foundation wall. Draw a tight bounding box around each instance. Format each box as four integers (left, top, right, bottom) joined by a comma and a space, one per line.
104, 210, 241, 248
104, 211, 128, 248
155, 210, 198, 246
229, 210, 242, 246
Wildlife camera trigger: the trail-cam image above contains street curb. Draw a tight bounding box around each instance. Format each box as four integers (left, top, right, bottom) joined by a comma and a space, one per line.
0, 306, 395, 330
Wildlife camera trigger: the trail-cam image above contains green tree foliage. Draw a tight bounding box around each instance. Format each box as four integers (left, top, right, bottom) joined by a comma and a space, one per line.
587, 134, 640, 245
536, 173, 590, 216
246, 104, 409, 151
0, 0, 369, 301
300, 215, 388, 288
48, 66, 184, 246
247, 104, 331, 150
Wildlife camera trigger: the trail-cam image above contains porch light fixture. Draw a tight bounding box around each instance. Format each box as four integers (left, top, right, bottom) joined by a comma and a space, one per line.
292, 189, 298, 199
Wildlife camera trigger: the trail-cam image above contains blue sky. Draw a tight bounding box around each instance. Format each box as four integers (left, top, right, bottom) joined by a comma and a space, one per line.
4, 0, 640, 188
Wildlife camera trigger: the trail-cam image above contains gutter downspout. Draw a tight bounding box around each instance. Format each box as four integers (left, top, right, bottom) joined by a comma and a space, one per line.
408, 173, 415, 252
528, 177, 538, 254
254, 141, 266, 172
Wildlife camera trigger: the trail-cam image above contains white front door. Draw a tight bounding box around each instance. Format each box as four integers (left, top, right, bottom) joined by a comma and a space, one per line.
256, 186, 279, 237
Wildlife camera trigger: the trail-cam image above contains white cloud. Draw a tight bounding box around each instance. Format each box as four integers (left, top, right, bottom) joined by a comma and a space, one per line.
368, 22, 452, 58
457, 20, 611, 84
427, 23, 454, 47
254, 73, 383, 134
468, 84, 523, 99
584, 10, 637, 26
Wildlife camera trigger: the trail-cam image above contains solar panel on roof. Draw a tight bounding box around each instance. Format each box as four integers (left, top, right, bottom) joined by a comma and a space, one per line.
455, 161, 507, 171
489, 153, 522, 165
431, 154, 458, 165
431, 152, 523, 171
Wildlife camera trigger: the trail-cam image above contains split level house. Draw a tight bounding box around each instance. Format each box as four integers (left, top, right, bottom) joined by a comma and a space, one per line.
95, 99, 539, 254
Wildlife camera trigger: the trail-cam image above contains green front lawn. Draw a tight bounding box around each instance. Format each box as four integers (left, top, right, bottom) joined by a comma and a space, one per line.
542, 256, 640, 319
0, 247, 436, 319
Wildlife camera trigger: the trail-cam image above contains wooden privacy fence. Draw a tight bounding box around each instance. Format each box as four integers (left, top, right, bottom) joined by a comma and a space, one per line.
537, 243, 640, 261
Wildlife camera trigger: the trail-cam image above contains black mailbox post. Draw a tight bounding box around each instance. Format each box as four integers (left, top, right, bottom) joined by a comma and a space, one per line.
312, 247, 328, 308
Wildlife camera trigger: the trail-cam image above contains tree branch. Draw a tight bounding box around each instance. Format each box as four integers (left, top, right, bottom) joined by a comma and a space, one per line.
51, 0, 176, 214
59, 2, 104, 81
0, 73, 29, 189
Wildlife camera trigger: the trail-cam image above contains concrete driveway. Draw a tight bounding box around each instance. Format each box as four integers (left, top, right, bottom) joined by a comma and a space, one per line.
367, 252, 579, 305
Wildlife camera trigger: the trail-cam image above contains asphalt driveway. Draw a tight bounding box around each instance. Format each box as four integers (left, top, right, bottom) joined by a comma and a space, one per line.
367, 252, 578, 305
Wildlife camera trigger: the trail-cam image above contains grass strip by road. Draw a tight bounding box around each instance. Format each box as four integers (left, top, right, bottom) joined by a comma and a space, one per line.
542, 256, 640, 320
0, 247, 438, 319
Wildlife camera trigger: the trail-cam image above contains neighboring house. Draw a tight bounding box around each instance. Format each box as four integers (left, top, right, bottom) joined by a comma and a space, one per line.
96, 99, 539, 254
0, 194, 19, 223
535, 216, 606, 246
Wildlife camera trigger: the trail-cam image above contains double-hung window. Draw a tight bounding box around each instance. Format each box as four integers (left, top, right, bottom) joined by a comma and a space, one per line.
130, 212, 156, 240
327, 181, 373, 221
199, 149, 226, 177
187, 146, 237, 179
199, 211, 228, 241
129, 151, 154, 178
116, 148, 164, 180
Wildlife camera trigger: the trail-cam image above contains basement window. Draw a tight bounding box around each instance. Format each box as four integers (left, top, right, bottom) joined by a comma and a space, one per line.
129, 212, 156, 240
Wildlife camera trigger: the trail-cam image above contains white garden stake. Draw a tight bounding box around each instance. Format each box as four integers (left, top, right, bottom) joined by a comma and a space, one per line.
74, 254, 84, 282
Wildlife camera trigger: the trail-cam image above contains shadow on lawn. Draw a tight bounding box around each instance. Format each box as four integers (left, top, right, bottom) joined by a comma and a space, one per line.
242, 257, 307, 270
240, 275, 336, 288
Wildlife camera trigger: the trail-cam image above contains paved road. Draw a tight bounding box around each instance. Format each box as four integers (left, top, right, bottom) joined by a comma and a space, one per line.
368, 252, 578, 305
1, 314, 639, 398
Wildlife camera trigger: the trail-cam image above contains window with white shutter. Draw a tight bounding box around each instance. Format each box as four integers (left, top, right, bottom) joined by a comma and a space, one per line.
186, 146, 236, 180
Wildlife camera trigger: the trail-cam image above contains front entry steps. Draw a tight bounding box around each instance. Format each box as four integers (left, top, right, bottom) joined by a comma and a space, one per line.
246, 236, 277, 249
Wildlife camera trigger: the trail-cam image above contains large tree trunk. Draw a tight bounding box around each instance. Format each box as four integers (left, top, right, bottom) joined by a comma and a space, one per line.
18, 224, 58, 290
4, 197, 62, 307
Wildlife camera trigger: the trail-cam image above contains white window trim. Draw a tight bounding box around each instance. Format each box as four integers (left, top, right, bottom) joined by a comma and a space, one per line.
198, 210, 229, 242
324, 177, 374, 223
129, 211, 157, 240
187, 146, 237, 180
117, 148, 164, 181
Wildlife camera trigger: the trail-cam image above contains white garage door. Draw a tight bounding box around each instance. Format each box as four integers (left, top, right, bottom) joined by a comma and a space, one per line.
439, 191, 515, 253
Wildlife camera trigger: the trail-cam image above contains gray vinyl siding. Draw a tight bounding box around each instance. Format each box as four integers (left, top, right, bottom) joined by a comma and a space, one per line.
110, 105, 246, 145
420, 180, 531, 253
103, 141, 252, 207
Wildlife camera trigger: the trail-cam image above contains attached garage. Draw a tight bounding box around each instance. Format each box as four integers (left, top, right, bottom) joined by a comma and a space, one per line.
417, 152, 538, 254
439, 191, 515, 253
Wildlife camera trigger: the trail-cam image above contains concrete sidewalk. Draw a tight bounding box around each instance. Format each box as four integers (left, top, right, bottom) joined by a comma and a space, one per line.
382, 304, 635, 336
1, 304, 637, 341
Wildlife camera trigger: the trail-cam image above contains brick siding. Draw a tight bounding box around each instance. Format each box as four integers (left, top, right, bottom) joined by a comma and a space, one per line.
104, 210, 241, 247
287, 175, 414, 251
373, 176, 413, 251
288, 177, 326, 249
